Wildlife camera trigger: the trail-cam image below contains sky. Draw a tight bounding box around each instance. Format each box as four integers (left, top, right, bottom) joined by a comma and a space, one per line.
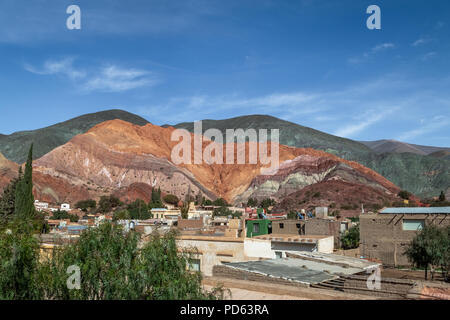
0, 0, 449, 147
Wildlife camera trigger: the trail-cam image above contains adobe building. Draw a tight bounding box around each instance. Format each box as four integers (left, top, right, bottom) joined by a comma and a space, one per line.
360, 207, 450, 266
271, 218, 349, 248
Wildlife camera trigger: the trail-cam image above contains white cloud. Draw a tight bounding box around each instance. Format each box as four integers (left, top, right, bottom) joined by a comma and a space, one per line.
25, 58, 159, 93
412, 37, 432, 47
348, 43, 396, 64
82, 66, 158, 93
333, 107, 398, 138
397, 115, 450, 141
372, 43, 395, 52
422, 52, 437, 61
24, 58, 86, 80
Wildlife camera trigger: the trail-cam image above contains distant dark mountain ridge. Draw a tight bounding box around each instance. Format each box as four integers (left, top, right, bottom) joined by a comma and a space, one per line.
0, 109, 149, 163
360, 139, 450, 156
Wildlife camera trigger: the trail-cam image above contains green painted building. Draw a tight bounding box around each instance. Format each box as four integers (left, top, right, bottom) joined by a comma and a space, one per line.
246, 219, 272, 238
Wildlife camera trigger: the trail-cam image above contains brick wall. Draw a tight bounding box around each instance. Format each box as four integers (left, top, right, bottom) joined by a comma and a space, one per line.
178, 219, 203, 230
360, 213, 450, 266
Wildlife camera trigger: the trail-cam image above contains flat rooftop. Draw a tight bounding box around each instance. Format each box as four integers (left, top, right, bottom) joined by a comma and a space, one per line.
223, 258, 343, 286
380, 207, 450, 214
288, 251, 381, 270
222, 255, 380, 286
252, 234, 331, 243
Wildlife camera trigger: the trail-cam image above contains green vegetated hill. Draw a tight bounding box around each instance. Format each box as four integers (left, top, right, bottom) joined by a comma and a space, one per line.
0, 109, 149, 163
168, 115, 449, 198
167, 115, 373, 159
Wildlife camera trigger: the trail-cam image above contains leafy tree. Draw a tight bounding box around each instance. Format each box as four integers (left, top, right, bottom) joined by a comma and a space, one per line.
341, 224, 360, 249
127, 199, 150, 220
75, 199, 96, 212
213, 206, 241, 218
40, 223, 223, 299
113, 209, 131, 221
398, 190, 411, 200
203, 199, 213, 206
212, 198, 228, 207
0, 220, 41, 299
149, 187, 164, 208
163, 194, 179, 206
98, 195, 122, 213
50, 210, 79, 223
14, 144, 35, 220
246, 198, 258, 207
287, 211, 298, 219
404, 224, 449, 281
260, 198, 276, 209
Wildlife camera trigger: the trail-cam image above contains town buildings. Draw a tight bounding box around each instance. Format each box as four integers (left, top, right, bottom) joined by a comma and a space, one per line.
360, 207, 450, 266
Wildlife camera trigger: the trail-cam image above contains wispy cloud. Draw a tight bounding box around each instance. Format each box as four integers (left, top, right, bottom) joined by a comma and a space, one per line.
24, 58, 86, 80
348, 43, 396, 64
82, 66, 159, 93
397, 115, 450, 141
422, 52, 437, 61
333, 107, 398, 138
412, 37, 432, 47
24, 58, 159, 93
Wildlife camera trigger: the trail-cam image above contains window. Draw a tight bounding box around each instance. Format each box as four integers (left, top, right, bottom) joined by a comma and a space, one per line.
253, 223, 260, 233
279, 223, 284, 229
275, 251, 283, 259
188, 259, 201, 272
402, 219, 424, 231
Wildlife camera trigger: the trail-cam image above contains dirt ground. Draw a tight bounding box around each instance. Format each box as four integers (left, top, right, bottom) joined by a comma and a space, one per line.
202, 277, 379, 300
381, 268, 446, 282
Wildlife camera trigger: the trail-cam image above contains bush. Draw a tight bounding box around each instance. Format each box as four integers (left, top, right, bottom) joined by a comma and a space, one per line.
163, 194, 179, 206
50, 210, 79, 223
341, 224, 360, 249
75, 199, 96, 212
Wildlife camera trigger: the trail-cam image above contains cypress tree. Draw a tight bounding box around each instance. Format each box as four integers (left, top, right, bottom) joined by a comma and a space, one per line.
14, 144, 35, 219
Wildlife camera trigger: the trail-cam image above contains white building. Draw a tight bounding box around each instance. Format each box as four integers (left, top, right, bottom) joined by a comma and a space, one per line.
34, 200, 49, 211
60, 203, 71, 211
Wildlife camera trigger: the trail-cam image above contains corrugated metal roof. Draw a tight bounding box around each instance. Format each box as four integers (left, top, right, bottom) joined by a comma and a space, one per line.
380, 207, 450, 214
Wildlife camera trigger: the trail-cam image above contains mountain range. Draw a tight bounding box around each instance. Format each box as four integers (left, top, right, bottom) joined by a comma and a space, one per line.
360, 139, 450, 156
0, 110, 448, 205
169, 115, 449, 198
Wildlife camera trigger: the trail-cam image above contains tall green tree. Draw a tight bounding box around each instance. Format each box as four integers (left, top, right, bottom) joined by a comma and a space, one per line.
14, 145, 35, 220
0, 168, 22, 225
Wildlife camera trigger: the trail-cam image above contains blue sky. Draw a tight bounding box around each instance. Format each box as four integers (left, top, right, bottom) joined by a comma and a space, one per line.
0, 0, 449, 147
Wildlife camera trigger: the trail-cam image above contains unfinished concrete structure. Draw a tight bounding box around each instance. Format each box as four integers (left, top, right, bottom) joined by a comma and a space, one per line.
271, 218, 349, 248
360, 207, 450, 266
